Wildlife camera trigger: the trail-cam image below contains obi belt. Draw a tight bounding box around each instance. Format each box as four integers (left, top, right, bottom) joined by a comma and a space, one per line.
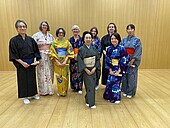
56, 48, 67, 56
112, 59, 119, 66
74, 48, 78, 54
84, 56, 96, 67
22, 58, 34, 64
126, 48, 134, 55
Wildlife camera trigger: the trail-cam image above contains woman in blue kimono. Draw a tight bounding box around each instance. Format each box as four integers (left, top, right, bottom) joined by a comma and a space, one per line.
69, 25, 84, 94
103, 32, 129, 104
90, 27, 101, 90
120, 24, 142, 98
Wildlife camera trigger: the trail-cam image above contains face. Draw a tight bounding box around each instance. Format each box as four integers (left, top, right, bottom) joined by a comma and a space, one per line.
127, 26, 135, 37
41, 22, 48, 32
58, 29, 64, 39
91, 29, 97, 37
72, 29, 79, 36
16, 22, 27, 34
84, 34, 92, 46
108, 24, 115, 34
111, 35, 118, 47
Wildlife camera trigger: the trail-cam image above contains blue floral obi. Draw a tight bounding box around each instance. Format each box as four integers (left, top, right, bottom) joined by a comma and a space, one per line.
56, 48, 67, 56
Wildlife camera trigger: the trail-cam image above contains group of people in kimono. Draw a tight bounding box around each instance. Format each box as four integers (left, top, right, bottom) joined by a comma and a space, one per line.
9, 20, 142, 108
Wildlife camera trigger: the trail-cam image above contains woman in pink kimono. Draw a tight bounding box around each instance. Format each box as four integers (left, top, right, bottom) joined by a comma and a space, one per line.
32, 20, 55, 96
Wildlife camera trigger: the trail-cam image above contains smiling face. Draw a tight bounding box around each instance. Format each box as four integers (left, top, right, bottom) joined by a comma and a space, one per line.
108, 24, 115, 34
84, 33, 92, 46
127, 26, 135, 37
58, 29, 64, 39
16, 22, 27, 35
41, 22, 48, 32
111, 35, 118, 47
72, 28, 79, 36
91, 28, 97, 37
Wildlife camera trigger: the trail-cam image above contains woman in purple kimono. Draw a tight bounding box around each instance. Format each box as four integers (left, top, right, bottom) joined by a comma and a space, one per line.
120, 24, 142, 98
103, 33, 129, 104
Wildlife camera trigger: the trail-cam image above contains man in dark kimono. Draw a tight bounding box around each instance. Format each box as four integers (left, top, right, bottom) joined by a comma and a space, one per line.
9, 20, 41, 104
77, 31, 101, 108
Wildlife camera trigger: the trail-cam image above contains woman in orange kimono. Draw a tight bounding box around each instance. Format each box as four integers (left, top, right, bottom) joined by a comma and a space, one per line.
50, 28, 74, 96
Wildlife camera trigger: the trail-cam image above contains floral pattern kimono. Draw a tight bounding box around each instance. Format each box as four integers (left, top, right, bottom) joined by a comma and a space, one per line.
69, 36, 83, 91
103, 44, 129, 103
32, 31, 55, 95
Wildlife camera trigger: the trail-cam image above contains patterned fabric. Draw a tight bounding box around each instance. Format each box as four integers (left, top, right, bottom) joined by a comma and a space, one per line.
91, 37, 102, 86
50, 38, 74, 96
91, 37, 101, 53
103, 44, 129, 103
32, 31, 55, 95
69, 36, 83, 91
120, 35, 142, 96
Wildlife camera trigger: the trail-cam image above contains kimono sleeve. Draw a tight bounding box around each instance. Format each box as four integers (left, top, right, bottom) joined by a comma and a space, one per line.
49, 42, 58, 62
9, 38, 20, 61
66, 41, 74, 59
133, 39, 142, 61
77, 48, 87, 80
32, 33, 39, 43
94, 47, 101, 79
100, 36, 105, 56
97, 38, 102, 53
119, 47, 129, 73
105, 47, 112, 70
32, 38, 41, 60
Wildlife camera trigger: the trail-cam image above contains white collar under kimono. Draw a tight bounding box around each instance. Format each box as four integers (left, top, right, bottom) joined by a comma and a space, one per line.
85, 44, 91, 49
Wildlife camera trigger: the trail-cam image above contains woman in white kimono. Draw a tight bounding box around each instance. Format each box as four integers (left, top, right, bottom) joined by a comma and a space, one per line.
32, 20, 55, 96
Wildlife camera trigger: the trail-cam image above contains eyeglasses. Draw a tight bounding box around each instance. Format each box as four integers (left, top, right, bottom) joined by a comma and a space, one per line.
18, 25, 26, 28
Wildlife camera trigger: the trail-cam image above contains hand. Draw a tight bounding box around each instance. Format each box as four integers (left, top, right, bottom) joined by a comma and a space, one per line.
103, 50, 106, 55
114, 71, 120, 76
109, 69, 115, 75
61, 61, 67, 66
55, 59, 62, 66
31, 61, 39, 66
74, 54, 77, 61
130, 59, 135, 66
22, 62, 30, 68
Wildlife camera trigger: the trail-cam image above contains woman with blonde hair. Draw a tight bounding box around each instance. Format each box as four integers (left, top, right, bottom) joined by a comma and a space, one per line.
69, 25, 84, 94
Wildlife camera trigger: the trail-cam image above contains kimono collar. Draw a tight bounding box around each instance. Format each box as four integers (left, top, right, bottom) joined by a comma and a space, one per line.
57, 37, 65, 42
73, 35, 80, 41
127, 35, 135, 39
112, 44, 118, 48
85, 43, 91, 49
40, 31, 49, 36
18, 33, 27, 40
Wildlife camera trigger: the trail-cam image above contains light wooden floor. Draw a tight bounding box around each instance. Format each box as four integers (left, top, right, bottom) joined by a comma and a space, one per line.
0, 70, 170, 128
